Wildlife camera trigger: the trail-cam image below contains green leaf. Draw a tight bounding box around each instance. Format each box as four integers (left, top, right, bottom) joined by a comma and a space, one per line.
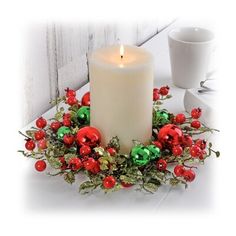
79, 181, 96, 194
55, 111, 63, 120
143, 182, 158, 193
107, 136, 120, 152
48, 157, 62, 169
94, 147, 107, 156
64, 172, 75, 184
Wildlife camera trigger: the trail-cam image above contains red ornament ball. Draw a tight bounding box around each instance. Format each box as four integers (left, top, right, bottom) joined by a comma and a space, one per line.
156, 159, 167, 171
159, 86, 169, 96
191, 108, 202, 119
81, 92, 90, 106
183, 135, 193, 147
174, 165, 185, 177
191, 120, 201, 129
158, 124, 183, 147
68, 157, 83, 171
34, 130, 45, 140
63, 134, 74, 145
80, 145, 91, 156
76, 126, 101, 147
153, 88, 160, 101
175, 113, 186, 124
36, 117, 47, 129
25, 139, 36, 151
50, 121, 61, 132
35, 160, 47, 172
37, 139, 47, 149
183, 169, 196, 182
103, 176, 116, 189
172, 145, 183, 156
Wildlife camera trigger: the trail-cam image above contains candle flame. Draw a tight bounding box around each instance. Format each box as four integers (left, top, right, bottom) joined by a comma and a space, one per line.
120, 45, 124, 59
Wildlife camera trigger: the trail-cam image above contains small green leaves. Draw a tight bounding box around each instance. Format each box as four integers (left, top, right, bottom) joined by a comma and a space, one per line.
48, 157, 62, 169
79, 181, 96, 194
107, 136, 120, 152
64, 172, 75, 184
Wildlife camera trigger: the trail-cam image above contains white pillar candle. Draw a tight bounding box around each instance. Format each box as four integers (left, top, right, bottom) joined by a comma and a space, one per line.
89, 45, 153, 153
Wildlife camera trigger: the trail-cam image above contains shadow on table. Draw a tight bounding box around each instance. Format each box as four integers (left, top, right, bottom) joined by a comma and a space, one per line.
23, 160, 215, 213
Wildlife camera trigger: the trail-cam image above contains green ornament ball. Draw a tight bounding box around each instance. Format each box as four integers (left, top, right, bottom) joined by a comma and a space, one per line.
147, 144, 161, 160
57, 126, 71, 140
77, 106, 90, 125
155, 110, 170, 125
131, 146, 150, 166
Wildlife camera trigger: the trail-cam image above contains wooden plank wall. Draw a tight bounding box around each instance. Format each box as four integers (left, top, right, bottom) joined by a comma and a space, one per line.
23, 19, 174, 125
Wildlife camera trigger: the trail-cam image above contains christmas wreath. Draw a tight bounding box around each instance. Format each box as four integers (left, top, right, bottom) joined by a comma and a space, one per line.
19, 86, 220, 194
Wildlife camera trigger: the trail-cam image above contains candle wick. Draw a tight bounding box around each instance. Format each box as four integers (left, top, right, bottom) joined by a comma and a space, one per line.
121, 55, 123, 59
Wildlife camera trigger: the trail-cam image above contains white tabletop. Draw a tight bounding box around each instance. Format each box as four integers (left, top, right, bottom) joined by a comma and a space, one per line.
21, 20, 219, 212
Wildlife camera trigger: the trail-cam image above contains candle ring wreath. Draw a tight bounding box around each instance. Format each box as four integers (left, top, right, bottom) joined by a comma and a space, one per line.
19, 86, 220, 194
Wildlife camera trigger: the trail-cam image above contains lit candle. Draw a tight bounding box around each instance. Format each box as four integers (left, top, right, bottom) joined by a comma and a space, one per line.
89, 45, 153, 153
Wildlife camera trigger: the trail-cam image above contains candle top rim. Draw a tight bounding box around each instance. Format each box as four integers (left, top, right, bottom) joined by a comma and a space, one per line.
89, 45, 153, 68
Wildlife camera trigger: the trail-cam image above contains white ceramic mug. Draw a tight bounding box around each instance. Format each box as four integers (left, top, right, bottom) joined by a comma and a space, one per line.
168, 27, 214, 89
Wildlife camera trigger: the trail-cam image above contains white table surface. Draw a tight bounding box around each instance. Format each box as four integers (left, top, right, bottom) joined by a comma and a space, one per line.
21, 20, 219, 212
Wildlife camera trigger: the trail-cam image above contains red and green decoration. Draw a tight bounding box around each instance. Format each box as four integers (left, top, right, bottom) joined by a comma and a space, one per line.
19, 86, 220, 194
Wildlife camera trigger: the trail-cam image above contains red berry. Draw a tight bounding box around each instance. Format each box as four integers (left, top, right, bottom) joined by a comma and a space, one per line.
25, 139, 36, 151
121, 182, 133, 188
59, 157, 67, 170
156, 159, 167, 171
190, 145, 201, 157
175, 113, 186, 124
152, 140, 163, 149
63, 119, 71, 127
35, 160, 46, 172
67, 96, 78, 106
63, 113, 71, 119
63, 134, 74, 145
83, 157, 97, 171
199, 150, 207, 160
153, 88, 160, 101
172, 145, 183, 156
81, 92, 90, 106
183, 169, 196, 182
174, 165, 185, 177
37, 139, 47, 149
36, 117, 47, 129
103, 176, 116, 189
90, 161, 100, 174
80, 145, 91, 156
34, 130, 45, 140
191, 120, 201, 129
183, 135, 193, 147
65, 88, 76, 97
107, 147, 116, 156
50, 121, 61, 131
68, 157, 82, 171
159, 86, 169, 96
191, 108, 202, 119
195, 139, 207, 150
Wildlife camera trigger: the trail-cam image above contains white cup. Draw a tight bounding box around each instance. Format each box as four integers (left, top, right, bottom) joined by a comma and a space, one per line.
168, 27, 214, 89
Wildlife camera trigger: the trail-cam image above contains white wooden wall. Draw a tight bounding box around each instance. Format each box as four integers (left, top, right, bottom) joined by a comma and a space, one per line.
23, 19, 174, 125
